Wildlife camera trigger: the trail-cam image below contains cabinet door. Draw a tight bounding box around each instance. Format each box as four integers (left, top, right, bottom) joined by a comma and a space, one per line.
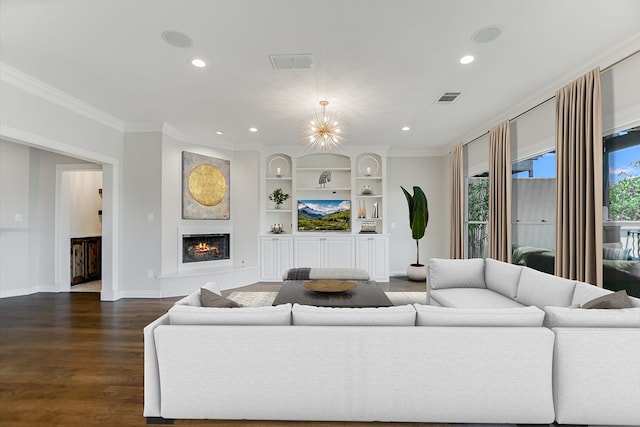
85, 237, 101, 281
276, 237, 293, 279
324, 237, 354, 268
369, 236, 389, 281
356, 236, 389, 281
71, 240, 85, 285
260, 237, 278, 280
294, 237, 324, 268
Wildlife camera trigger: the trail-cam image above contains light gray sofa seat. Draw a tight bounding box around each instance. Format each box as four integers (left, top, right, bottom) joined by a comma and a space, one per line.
430, 288, 525, 309
427, 257, 640, 427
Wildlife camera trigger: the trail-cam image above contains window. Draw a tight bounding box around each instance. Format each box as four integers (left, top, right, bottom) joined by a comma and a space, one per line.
465, 175, 489, 259
511, 151, 556, 273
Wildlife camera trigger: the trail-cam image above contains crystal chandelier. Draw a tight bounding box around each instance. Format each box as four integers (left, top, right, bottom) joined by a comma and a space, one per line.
303, 100, 349, 152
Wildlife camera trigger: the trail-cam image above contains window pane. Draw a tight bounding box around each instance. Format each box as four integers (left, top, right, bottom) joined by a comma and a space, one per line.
602, 127, 639, 298
465, 176, 488, 259
511, 151, 556, 274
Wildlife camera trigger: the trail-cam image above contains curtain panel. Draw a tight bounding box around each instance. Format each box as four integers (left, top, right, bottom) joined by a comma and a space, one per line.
449, 143, 464, 259
488, 121, 512, 263
555, 67, 603, 286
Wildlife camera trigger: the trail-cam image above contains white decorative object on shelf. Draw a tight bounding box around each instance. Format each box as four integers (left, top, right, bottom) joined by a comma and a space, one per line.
358, 155, 379, 176
268, 156, 290, 177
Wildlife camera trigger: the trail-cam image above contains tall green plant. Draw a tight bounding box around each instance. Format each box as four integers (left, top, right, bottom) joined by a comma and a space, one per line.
401, 186, 429, 265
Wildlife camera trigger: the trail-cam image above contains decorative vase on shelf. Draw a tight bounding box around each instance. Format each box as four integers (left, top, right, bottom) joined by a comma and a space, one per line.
274, 203, 282, 210
361, 184, 372, 195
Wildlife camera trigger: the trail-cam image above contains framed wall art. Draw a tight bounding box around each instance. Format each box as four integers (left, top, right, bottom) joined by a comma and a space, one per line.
182, 151, 230, 220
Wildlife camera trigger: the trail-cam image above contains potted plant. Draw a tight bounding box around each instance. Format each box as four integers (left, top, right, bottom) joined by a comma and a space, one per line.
401, 186, 429, 281
268, 188, 290, 209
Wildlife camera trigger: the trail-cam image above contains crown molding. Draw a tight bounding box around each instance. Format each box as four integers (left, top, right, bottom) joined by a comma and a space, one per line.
0, 62, 126, 132
161, 123, 235, 151
387, 147, 448, 158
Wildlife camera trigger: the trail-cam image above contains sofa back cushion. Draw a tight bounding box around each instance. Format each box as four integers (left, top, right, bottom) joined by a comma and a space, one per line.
414, 304, 545, 327
571, 282, 613, 306
428, 258, 486, 290
515, 267, 576, 308
544, 306, 640, 328
484, 258, 523, 299
291, 304, 416, 326
168, 303, 292, 325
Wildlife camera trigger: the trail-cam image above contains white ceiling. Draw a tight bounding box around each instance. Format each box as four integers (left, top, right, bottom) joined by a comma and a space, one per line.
1, 0, 639, 155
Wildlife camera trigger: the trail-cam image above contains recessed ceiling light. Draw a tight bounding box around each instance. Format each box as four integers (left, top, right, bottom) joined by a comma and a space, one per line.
249, 127, 258, 132
401, 126, 411, 131
459, 55, 475, 65
216, 131, 224, 135
190, 58, 207, 68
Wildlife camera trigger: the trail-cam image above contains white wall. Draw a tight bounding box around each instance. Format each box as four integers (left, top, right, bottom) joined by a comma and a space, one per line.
0, 140, 32, 296
69, 170, 103, 238
387, 155, 449, 276
0, 140, 95, 296
120, 132, 163, 297
0, 77, 123, 300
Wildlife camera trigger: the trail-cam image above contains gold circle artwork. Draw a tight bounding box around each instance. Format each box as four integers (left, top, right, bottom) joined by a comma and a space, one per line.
188, 164, 227, 206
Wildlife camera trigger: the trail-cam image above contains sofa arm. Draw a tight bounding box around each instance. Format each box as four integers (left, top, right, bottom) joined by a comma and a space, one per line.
552, 327, 640, 425
143, 313, 170, 418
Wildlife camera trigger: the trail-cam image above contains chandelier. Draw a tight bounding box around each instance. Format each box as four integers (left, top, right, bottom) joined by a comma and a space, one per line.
303, 100, 349, 152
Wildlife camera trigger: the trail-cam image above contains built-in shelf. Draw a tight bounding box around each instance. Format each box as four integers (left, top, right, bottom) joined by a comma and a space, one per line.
298, 187, 351, 191
297, 167, 351, 171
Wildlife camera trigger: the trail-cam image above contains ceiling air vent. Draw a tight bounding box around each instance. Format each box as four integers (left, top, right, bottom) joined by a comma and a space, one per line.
269, 54, 314, 70
436, 92, 462, 104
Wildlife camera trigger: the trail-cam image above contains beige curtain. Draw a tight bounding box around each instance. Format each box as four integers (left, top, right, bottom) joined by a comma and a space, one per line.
449, 143, 464, 259
555, 68, 603, 286
488, 121, 512, 263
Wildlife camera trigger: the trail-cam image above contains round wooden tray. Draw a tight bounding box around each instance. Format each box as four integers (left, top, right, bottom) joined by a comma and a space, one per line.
303, 280, 356, 293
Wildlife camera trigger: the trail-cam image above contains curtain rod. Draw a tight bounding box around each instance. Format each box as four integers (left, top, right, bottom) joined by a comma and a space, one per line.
461, 49, 640, 148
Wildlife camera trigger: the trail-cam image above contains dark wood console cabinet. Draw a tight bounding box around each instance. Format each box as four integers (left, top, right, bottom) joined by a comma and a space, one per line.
71, 236, 102, 285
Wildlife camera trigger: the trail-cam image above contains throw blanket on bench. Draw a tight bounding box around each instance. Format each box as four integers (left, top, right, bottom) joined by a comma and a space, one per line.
283, 268, 371, 281
284, 268, 312, 280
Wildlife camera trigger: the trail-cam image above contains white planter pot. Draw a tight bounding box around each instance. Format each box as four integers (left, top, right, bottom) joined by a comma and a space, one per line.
407, 264, 426, 282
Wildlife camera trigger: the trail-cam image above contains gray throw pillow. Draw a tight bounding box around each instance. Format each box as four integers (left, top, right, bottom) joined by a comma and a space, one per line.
200, 287, 241, 308
582, 290, 633, 309
602, 246, 631, 260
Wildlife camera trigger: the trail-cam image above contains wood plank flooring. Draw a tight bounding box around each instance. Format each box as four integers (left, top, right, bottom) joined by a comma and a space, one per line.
0, 279, 446, 427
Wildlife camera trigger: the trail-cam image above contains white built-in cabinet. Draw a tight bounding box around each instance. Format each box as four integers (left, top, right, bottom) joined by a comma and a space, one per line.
355, 235, 389, 282
260, 151, 389, 282
293, 236, 354, 269
259, 236, 293, 281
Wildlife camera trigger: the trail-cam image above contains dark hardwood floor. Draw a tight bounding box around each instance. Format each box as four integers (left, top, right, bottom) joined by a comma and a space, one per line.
0, 279, 439, 427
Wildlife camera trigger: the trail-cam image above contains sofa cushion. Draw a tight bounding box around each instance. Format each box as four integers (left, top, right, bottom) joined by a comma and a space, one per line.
414, 305, 544, 327
515, 268, 576, 308
291, 303, 416, 326
174, 282, 222, 307
571, 282, 613, 306
428, 258, 486, 290
430, 288, 525, 309
581, 290, 633, 309
168, 303, 292, 325
484, 258, 523, 299
544, 306, 640, 328
200, 288, 240, 308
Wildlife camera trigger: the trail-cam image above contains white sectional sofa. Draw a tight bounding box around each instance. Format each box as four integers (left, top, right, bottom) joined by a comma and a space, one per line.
144, 258, 640, 425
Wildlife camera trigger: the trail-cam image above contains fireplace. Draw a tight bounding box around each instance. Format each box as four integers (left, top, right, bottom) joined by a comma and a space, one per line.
182, 233, 230, 264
